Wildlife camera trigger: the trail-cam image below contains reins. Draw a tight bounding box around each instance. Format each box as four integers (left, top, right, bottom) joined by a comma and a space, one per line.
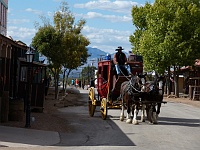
118, 66, 132, 81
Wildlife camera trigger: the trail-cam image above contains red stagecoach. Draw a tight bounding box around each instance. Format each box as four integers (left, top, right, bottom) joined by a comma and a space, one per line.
88, 53, 143, 119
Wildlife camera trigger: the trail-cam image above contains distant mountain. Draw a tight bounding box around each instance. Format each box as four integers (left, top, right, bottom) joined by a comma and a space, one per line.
87, 47, 128, 60
87, 47, 108, 59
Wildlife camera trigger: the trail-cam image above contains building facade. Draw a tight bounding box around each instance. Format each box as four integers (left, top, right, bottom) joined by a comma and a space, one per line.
0, 0, 8, 36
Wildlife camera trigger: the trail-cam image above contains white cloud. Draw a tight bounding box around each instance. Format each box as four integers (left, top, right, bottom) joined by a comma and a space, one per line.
83, 25, 132, 53
7, 26, 36, 45
8, 19, 30, 24
74, 0, 139, 14
76, 11, 131, 22
25, 8, 43, 15
6, 24, 132, 53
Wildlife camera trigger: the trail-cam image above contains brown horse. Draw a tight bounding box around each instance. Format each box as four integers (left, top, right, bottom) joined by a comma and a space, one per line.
119, 74, 146, 124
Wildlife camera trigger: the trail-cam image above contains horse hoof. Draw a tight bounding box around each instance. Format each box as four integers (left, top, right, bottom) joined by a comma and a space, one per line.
126, 119, 132, 124
132, 120, 139, 125
120, 116, 124, 121
141, 116, 145, 122
153, 121, 158, 124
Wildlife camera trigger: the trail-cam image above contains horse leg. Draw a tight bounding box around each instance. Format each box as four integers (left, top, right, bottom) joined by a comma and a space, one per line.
132, 105, 139, 125
152, 105, 158, 124
156, 103, 161, 118
141, 104, 146, 122
120, 104, 125, 121
126, 105, 132, 124
145, 104, 150, 122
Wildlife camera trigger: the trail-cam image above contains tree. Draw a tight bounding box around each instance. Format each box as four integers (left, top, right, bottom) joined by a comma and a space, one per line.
53, 2, 90, 90
81, 65, 97, 84
129, 3, 151, 54
32, 2, 90, 99
130, 0, 200, 97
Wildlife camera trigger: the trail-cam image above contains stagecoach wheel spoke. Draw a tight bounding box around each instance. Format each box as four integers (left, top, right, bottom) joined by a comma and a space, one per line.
101, 98, 108, 120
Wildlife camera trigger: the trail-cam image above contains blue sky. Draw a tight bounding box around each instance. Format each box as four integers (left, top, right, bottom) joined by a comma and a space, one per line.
7, 0, 154, 53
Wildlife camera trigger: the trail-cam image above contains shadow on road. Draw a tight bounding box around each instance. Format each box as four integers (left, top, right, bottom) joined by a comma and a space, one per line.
54, 92, 136, 146
158, 117, 200, 127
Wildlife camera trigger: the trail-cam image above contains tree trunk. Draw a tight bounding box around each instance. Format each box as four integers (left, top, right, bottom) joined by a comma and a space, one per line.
64, 69, 72, 94
54, 73, 59, 100
167, 66, 171, 96
174, 66, 180, 98
62, 69, 68, 91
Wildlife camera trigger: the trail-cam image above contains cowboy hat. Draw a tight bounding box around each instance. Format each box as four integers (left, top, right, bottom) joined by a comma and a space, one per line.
115, 46, 124, 51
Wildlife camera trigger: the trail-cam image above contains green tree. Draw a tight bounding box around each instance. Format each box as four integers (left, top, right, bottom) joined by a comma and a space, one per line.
129, 3, 151, 54
81, 65, 97, 84
32, 2, 90, 99
130, 0, 200, 97
53, 2, 90, 90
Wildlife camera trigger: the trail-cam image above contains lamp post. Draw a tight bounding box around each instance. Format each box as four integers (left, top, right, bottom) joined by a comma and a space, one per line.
25, 48, 34, 128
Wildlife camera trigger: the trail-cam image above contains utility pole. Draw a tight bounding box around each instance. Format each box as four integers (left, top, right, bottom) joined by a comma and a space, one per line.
90, 59, 96, 78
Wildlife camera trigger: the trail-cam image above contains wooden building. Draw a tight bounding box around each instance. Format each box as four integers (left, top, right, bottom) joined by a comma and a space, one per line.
0, 34, 47, 122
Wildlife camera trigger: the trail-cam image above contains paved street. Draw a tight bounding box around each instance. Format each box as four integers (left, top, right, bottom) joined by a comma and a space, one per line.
0, 88, 200, 150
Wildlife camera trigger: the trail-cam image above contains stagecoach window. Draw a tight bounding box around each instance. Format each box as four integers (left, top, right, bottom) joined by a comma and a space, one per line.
136, 55, 143, 62
98, 67, 102, 74
128, 55, 135, 61
103, 65, 108, 81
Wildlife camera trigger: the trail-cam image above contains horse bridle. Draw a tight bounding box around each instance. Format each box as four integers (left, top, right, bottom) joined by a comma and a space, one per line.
155, 77, 165, 95
117, 66, 146, 94
128, 76, 144, 93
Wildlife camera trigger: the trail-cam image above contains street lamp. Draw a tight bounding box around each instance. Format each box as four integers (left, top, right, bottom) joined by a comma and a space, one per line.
25, 47, 34, 128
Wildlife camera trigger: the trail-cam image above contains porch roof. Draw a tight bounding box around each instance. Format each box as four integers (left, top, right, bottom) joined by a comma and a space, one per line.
18, 58, 48, 67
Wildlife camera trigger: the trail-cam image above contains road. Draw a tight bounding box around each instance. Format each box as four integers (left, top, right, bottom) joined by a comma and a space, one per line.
2, 88, 200, 150
55, 89, 200, 149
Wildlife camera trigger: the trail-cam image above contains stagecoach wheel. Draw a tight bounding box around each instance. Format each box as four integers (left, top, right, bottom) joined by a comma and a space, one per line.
100, 98, 108, 120
88, 87, 96, 117
88, 101, 96, 117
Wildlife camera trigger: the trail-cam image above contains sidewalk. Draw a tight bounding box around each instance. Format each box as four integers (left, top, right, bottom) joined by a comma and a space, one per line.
0, 126, 60, 147
0, 87, 81, 148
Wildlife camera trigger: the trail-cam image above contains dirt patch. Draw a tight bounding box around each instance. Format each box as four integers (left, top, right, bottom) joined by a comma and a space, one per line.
164, 96, 200, 108
0, 87, 85, 133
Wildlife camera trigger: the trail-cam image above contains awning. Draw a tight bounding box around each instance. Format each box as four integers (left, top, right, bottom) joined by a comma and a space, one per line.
18, 57, 48, 67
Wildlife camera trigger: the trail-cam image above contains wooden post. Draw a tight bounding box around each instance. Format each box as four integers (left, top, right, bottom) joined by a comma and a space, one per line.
189, 85, 192, 100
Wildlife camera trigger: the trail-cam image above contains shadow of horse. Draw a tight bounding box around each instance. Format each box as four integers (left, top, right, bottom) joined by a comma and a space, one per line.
157, 117, 200, 127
